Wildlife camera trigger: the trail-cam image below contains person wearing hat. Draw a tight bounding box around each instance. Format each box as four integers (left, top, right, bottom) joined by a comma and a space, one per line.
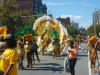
0, 34, 18, 75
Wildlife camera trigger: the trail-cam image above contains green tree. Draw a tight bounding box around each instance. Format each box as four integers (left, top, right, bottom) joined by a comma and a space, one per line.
87, 24, 100, 36
96, 25, 100, 36
0, 0, 29, 33
27, 13, 45, 27
87, 25, 94, 35
27, 17, 36, 27
63, 24, 78, 38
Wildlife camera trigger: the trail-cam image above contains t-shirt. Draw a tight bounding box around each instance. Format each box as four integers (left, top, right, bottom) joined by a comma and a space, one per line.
0, 48, 18, 75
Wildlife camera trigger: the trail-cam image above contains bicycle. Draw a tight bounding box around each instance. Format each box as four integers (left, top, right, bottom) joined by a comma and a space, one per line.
82, 45, 89, 54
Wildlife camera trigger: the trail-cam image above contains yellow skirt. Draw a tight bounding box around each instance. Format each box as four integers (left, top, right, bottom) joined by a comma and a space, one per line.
17, 48, 25, 56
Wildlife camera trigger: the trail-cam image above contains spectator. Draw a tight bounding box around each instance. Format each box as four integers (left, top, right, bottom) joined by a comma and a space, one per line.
0, 34, 18, 75
31, 39, 40, 64
67, 40, 78, 75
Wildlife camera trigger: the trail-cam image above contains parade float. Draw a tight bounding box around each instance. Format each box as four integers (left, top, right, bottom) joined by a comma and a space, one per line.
33, 15, 68, 56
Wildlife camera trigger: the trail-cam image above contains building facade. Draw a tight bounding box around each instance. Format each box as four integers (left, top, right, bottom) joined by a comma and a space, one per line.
93, 11, 100, 25
16, 0, 47, 16
56, 17, 70, 25
70, 21, 79, 30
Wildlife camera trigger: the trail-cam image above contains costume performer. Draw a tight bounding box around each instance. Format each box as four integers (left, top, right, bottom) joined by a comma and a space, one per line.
17, 37, 26, 70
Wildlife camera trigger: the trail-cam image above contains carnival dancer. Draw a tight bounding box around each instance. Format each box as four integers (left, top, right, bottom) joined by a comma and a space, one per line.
24, 41, 33, 68
67, 40, 78, 75
74, 39, 79, 50
94, 38, 100, 74
0, 35, 6, 55
17, 37, 26, 70
39, 34, 45, 56
52, 39, 60, 59
89, 44, 97, 72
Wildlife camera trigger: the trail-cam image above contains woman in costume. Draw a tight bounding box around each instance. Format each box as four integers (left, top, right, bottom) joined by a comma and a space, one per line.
87, 35, 98, 73
17, 37, 26, 70
24, 41, 33, 68
89, 44, 97, 72
52, 39, 60, 59
39, 34, 45, 56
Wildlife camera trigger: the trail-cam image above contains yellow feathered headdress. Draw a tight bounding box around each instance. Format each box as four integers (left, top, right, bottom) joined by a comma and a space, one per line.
0, 26, 8, 39
76, 35, 82, 40
25, 34, 33, 41
87, 36, 98, 45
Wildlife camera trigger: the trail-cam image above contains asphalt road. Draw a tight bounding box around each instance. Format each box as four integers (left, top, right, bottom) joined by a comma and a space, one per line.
18, 43, 99, 75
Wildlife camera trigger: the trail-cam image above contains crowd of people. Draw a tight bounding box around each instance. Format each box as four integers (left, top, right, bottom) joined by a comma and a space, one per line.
0, 34, 41, 75
0, 34, 62, 75
1, 33, 100, 75
65, 34, 100, 75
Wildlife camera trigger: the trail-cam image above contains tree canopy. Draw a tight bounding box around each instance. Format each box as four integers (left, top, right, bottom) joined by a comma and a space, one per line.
0, 0, 29, 33
87, 24, 100, 36
63, 24, 78, 38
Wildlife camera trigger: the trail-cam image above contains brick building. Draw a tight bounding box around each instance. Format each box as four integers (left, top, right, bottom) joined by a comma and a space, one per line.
56, 17, 70, 25
16, 0, 47, 16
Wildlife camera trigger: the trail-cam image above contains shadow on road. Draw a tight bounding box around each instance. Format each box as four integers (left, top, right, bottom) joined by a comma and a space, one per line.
21, 63, 64, 73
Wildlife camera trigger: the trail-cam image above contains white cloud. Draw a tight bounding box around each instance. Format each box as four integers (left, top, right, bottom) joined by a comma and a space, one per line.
56, 15, 83, 20
80, 2, 92, 6
80, 20, 92, 29
43, 2, 75, 6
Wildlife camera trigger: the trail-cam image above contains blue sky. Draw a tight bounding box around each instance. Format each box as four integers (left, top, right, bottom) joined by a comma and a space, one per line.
42, 0, 100, 29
